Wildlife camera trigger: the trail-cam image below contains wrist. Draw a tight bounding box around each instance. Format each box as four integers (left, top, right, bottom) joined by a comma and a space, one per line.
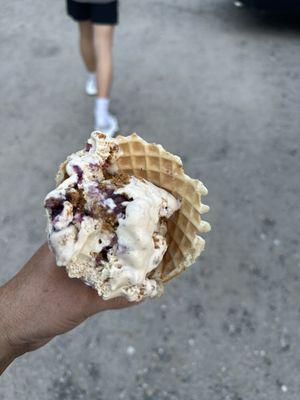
0, 337, 19, 374
0, 286, 28, 374
0, 322, 22, 374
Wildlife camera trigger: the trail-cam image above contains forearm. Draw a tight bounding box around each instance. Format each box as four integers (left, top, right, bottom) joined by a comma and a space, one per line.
0, 244, 133, 374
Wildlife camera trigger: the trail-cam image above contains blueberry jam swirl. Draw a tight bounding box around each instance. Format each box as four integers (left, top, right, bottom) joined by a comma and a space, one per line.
44, 197, 65, 220
98, 186, 132, 217
72, 165, 83, 183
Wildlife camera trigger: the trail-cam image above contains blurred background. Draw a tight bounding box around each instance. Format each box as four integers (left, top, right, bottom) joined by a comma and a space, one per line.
1, 0, 300, 399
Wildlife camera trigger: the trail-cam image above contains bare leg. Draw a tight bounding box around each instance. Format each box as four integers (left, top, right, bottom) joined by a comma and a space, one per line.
78, 21, 96, 72
93, 24, 118, 134
93, 24, 114, 98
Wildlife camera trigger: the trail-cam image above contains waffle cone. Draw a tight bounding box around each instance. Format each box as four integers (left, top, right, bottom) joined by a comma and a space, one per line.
115, 133, 210, 283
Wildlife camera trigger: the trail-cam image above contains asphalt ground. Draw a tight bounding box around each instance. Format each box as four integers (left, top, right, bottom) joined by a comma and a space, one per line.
1, 1, 300, 399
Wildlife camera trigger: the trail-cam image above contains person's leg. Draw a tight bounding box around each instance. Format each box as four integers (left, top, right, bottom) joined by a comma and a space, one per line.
93, 24, 114, 98
78, 21, 96, 72
78, 21, 96, 73
66, 0, 97, 95
79, 21, 97, 95
93, 25, 117, 131
90, 0, 119, 134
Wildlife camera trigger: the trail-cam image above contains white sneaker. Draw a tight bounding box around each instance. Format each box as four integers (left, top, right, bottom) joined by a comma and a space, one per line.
85, 73, 97, 96
94, 113, 119, 138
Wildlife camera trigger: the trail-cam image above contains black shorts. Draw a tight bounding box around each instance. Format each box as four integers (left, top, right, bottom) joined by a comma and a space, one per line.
66, 0, 118, 25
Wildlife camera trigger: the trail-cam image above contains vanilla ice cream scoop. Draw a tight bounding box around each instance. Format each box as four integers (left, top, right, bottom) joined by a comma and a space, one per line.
44, 132, 181, 301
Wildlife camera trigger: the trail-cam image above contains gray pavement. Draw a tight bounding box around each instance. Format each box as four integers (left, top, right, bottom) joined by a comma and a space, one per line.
1, 0, 300, 399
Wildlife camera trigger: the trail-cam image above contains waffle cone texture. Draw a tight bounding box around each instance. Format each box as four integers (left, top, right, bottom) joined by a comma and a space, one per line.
115, 134, 210, 283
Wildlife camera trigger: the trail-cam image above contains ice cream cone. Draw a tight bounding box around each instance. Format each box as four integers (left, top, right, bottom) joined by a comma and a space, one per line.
115, 133, 210, 283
